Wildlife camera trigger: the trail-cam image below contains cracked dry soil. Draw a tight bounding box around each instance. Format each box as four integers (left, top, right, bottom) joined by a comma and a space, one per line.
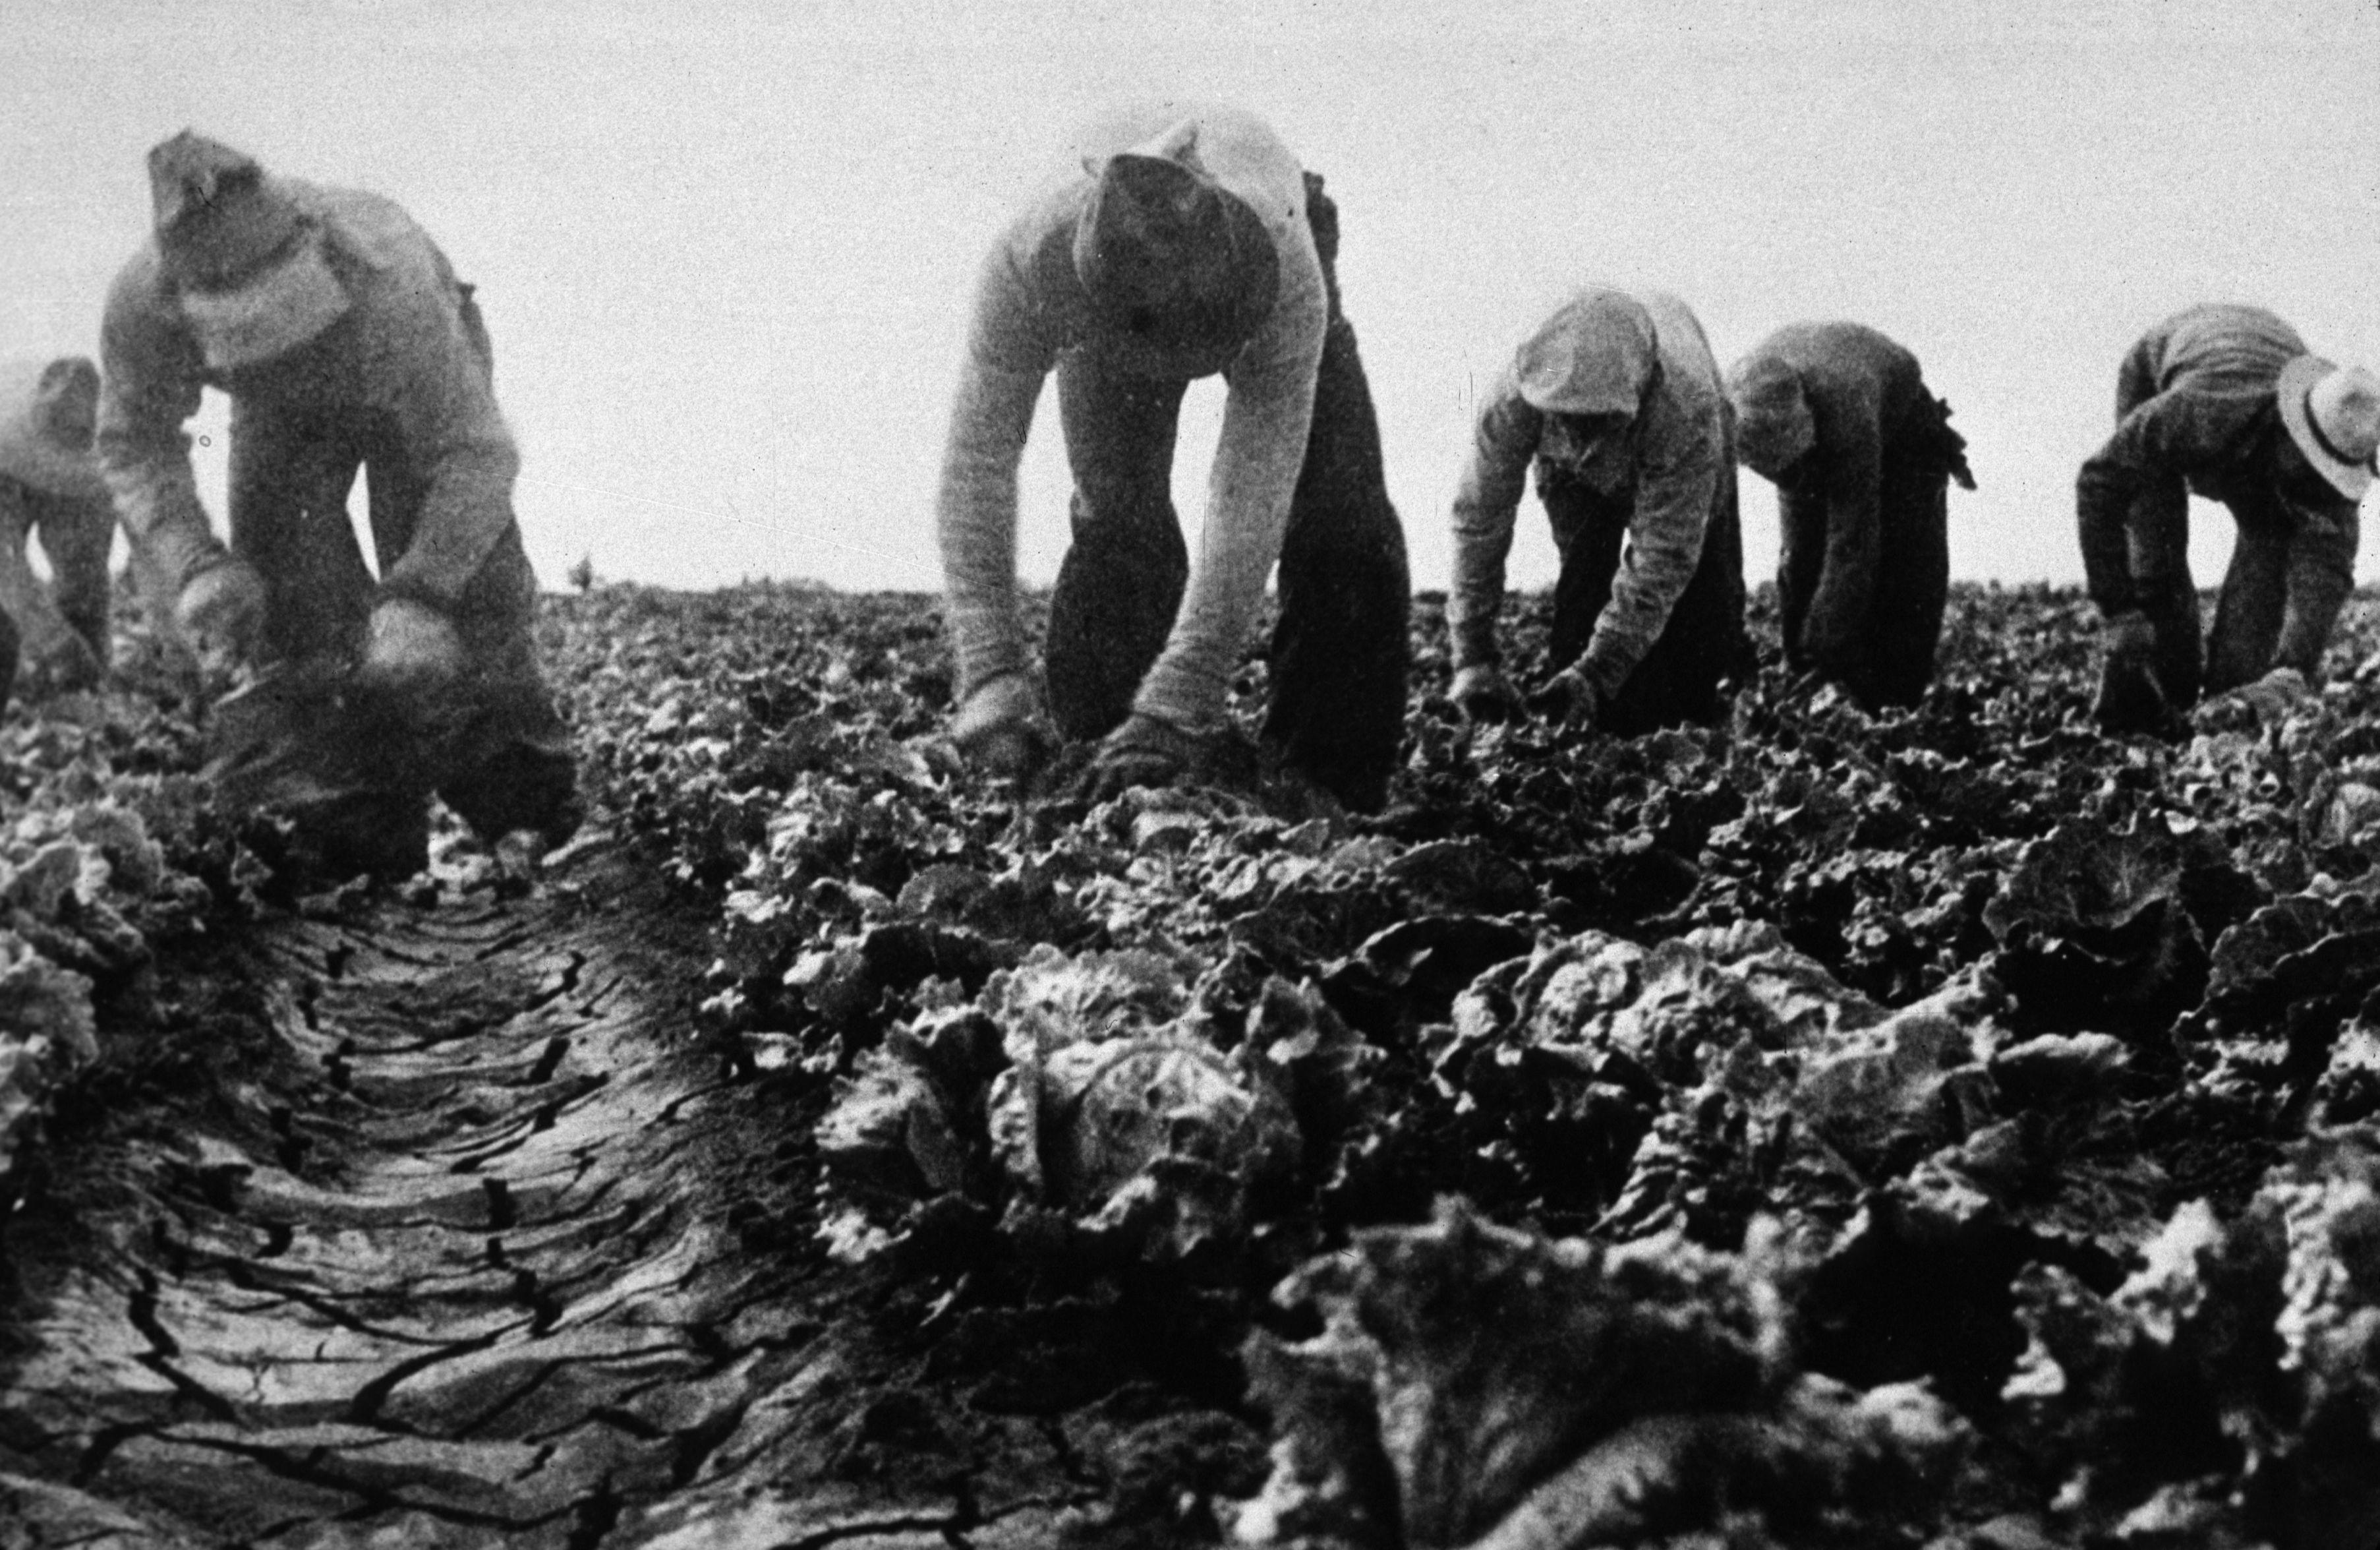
0, 837, 1181, 1549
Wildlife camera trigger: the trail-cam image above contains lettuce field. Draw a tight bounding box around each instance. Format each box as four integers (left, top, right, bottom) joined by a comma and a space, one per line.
9, 579, 2380, 1548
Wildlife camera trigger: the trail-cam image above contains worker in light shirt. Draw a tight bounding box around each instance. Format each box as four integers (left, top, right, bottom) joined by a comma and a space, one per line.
98, 130, 579, 878
1446, 285, 1749, 735
935, 104, 1410, 812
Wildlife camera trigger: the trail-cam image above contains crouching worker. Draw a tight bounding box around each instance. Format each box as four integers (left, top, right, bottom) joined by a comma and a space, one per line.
2081, 304, 2377, 733
98, 131, 579, 879
1447, 285, 1749, 735
936, 104, 1412, 812
4, 355, 191, 709
1727, 322, 1974, 711
0, 355, 116, 709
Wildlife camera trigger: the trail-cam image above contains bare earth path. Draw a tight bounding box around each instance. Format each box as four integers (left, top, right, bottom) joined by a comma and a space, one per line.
0, 839, 1115, 1549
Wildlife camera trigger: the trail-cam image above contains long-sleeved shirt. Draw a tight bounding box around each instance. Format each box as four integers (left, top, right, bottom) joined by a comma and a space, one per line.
2077, 305, 2331, 616
1732, 322, 1940, 669
1447, 286, 1727, 691
97, 182, 519, 616
937, 104, 1327, 730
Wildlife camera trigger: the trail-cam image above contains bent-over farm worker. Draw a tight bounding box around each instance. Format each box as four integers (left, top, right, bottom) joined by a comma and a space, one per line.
1727, 321, 1975, 711
1447, 285, 1749, 735
936, 103, 1411, 812
0, 356, 115, 706
2081, 305, 2378, 734
98, 130, 579, 878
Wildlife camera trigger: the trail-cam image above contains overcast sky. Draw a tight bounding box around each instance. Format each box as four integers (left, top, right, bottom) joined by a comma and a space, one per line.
5, 0, 2376, 599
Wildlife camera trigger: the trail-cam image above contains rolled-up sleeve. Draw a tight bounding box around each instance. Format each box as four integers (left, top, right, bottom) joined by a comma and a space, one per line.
937, 235, 1057, 701
1445, 380, 1541, 670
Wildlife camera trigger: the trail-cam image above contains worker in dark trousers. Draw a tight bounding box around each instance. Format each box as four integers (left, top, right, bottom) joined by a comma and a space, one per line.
1446, 285, 1749, 736
1727, 321, 1975, 710
936, 104, 1410, 812
2077, 305, 2377, 732
98, 131, 579, 878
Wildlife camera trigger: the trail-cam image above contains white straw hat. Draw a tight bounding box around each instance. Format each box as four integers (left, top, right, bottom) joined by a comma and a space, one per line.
2278, 355, 2378, 502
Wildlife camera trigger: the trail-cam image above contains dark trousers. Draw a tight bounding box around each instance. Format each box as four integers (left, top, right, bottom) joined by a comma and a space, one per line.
1776, 432, 1952, 711
1538, 462, 1749, 736
8, 483, 115, 659
1041, 175, 1412, 812
2117, 487, 2360, 711
225, 399, 576, 845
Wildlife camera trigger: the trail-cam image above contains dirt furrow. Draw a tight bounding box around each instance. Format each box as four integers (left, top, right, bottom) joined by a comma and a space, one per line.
0, 839, 1094, 1549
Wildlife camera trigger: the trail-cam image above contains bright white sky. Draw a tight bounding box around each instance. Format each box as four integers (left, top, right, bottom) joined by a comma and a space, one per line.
5, 0, 2376, 599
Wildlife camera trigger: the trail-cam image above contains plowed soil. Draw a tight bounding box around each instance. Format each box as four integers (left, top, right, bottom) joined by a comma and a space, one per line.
1, 836, 1219, 1548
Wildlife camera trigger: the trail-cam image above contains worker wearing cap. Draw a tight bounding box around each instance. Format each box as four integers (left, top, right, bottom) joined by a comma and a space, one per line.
1445, 285, 1749, 734
0, 356, 114, 705
97, 130, 577, 875
1727, 322, 1975, 711
2079, 305, 2379, 732
937, 104, 1411, 812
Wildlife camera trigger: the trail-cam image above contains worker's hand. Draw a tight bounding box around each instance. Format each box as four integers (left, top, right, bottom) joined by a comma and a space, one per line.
1084, 712, 1202, 801
359, 597, 467, 696
1526, 664, 1606, 730
2195, 666, 2311, 732
21, 629, 105, 694
175, 559, 268, 675
948, 671, 1056, 781
1449, 663, 1522, 725
2091, 610, 2172, 734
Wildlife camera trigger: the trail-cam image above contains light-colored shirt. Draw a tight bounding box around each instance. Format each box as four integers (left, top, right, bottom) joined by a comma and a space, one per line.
97, 181, 519, 614
1447, 286, 1727, 692
936, 103, 1327, 730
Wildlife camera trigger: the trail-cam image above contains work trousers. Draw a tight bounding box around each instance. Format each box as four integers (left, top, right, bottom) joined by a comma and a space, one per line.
1538, 461, 1750, 736
1776, 417, 1956, 711
1041, 174, 1412, 812
225, 398, 576, 848
2114, 485, 2360, 714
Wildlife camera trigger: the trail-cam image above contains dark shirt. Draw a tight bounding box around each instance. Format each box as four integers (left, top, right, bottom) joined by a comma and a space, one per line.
2077, 305, 2344, 615
1447, 287, 1727, 690
1735, 322, 1934, 667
